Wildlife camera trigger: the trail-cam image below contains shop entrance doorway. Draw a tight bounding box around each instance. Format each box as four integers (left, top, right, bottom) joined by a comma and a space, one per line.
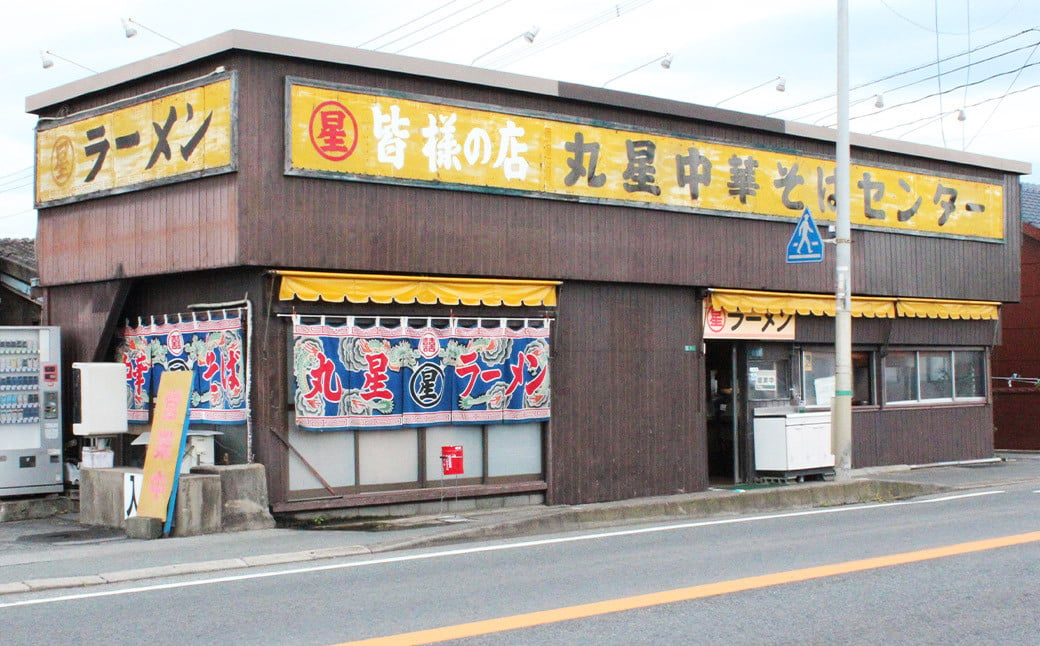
705, 341, 738, 483
706, 341, 795, 484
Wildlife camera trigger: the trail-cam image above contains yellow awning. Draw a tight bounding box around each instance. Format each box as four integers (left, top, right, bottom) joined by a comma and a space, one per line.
707, 288, 998, 321
708, 289, 896, 318
276, 271, 560, 307
896, 298, 999, 320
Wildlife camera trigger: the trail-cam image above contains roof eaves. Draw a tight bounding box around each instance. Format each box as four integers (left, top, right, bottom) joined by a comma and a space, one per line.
25, 30, 1033, 177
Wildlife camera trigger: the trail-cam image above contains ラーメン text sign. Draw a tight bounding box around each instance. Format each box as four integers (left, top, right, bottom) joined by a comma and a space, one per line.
703, 302, 796, 340
35, 74, 236, 207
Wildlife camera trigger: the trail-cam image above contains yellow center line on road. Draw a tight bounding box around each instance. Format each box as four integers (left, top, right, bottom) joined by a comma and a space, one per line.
338, 530, 1040, 646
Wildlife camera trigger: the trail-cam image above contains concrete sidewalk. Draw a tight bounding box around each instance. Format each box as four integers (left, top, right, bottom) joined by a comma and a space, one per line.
0, 451, 1037, 596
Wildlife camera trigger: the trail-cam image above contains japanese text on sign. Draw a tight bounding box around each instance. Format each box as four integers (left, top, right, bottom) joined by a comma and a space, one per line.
292, 319, 551, 431
287, 79, 1003, 241
35, 75, 236, 207
703, 303, 796, 340
137, 370, 193, 532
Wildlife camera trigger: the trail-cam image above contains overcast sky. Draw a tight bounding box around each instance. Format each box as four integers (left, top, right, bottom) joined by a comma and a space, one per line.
3, 0, 1037, 238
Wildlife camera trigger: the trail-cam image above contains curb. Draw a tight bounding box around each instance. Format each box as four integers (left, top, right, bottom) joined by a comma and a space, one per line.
0, 478, 956, 597
0, 496, 76, 524
362, 479, 952, 552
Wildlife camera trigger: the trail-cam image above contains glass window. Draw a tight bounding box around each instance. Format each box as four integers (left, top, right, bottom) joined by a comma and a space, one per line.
852, 352, 874, 406
358, 429, 419, 486
884, 350, 986, 404
802, 349, 835, 406
488, 423, 543, 476
955, 351, 986, 398
747, 359, 790, 401
802, 348, 874, 406
919, 351, 953, 400
884, 351, 918, 403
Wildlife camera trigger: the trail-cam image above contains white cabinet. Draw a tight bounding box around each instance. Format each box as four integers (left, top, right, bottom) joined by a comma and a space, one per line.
753, 410, 835, 474
72, 362, 128, 436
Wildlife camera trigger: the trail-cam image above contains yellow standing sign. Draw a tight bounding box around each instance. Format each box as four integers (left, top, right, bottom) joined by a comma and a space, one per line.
137, 370, 194, 534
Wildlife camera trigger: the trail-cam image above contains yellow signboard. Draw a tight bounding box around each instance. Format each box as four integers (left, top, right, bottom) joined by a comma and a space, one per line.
287, 79, 1004, 241
137, 370, 193, 533
35, 74, 236, 207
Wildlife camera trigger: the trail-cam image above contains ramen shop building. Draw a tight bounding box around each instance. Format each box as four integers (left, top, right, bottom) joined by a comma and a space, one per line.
27, 31, 1029, 515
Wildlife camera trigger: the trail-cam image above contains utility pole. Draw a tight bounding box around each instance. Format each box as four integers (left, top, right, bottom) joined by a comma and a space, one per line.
833, 0, 853, 479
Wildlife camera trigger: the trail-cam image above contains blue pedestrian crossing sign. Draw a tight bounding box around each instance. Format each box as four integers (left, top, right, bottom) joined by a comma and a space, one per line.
786, 207, 825, 263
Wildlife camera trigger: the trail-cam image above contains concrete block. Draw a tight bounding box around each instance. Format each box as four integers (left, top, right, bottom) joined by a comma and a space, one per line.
170, 474, 222, 537
80, 467, 224, 537
79, 467, 139, 528
192, 464, 276, 531
125, 515, 163, 540
0, 494, 75, 523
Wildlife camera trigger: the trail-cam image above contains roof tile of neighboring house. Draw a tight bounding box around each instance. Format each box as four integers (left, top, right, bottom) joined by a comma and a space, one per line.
1023, 183, 1040, 228
0, 238, 36, 282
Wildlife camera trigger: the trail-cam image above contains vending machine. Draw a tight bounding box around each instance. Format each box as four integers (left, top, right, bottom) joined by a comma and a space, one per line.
0, 326, 62, 496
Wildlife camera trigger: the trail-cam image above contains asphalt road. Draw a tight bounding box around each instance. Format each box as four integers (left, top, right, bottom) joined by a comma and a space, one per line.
3, 483, 1039, 645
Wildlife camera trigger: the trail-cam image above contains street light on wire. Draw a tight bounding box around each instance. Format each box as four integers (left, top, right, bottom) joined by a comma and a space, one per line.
602, 53, 673, 87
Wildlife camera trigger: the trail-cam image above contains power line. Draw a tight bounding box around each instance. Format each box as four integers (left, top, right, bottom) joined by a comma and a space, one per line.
0, 166, 33, 183
393, 0, 513, 54
934, 0, 948, 147
966, 32, 1040, 147
786, 33, 1039, 123
482, 0, 653, 69
770, 27, 1039, 118
370, 0, 488, 51
0, 209, 35, 221
851, 58, 1040, 125
805, 51, 1040, 135
0, 181, 33, 195
357, 0, 459, 49
793, 39, 1040, 126
963, 2, 972, 112
0, 173, 33, 191
879, 0, 1022, 35
869, 80, 1040, 137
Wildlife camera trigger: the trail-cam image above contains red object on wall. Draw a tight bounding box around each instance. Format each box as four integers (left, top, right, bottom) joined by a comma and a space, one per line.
440, 445, 464, 475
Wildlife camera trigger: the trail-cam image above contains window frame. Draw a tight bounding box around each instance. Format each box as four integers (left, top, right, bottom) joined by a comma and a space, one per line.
797, 346, 877, 409
883, 348, 987, 406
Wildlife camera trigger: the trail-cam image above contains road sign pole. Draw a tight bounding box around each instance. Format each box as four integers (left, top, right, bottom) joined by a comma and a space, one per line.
833, 0, 853, 480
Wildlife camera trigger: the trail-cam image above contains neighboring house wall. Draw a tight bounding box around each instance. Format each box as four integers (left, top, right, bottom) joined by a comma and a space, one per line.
0, 238, 41, 327
993, 184, 1040, 450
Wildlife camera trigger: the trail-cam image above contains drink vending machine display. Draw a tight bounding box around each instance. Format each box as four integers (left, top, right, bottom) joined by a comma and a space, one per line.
0, 327, 62, 496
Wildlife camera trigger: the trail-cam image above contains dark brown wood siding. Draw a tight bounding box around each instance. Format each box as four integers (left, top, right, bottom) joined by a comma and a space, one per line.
34, 58, 243, 287
37, 170, 239, 287
34, 51, 1021, 306
231, 54, 1019, 304
796, 316, 999, 347
796, 315, 996, 467
853, 405, 993, 467
549, 282, 705, 504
